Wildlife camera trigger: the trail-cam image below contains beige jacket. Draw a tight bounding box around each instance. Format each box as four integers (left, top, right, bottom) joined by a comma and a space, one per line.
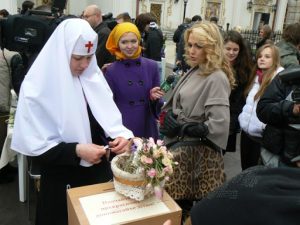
163, 67, 231, 149
0, 49, 19, 113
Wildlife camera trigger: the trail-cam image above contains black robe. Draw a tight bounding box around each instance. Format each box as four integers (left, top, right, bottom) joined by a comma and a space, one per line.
33, 105, 112, 225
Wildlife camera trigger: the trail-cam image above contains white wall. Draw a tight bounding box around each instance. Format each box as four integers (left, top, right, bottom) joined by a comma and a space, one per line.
0, 0, 18, 14
273, 0, 288, 30
67, 0, 136, 20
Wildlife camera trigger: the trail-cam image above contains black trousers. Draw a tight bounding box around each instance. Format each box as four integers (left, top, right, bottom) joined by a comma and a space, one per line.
0, 113, 9, 155
176, 199, 196, 225
240, 131, 261, 170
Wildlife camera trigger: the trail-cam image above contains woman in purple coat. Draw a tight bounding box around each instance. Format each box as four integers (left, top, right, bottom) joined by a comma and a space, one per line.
105, 22, 164, 140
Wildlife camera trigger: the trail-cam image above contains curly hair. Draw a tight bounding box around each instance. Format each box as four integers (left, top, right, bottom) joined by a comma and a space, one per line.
223, 30, 253, 86
184, 21, 235, 89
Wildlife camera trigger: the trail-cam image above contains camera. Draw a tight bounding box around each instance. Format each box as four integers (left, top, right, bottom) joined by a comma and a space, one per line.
0, 0, 67, 53
279, 66, 300, 102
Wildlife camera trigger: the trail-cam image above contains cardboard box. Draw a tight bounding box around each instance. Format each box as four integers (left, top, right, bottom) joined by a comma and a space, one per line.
67, 182, 182, 225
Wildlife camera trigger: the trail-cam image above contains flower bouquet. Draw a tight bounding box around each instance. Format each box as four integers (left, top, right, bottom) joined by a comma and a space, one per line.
111, 137, 177, 201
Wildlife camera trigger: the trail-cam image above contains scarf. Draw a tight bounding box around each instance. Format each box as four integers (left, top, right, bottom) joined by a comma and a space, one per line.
106, 22, 142, 60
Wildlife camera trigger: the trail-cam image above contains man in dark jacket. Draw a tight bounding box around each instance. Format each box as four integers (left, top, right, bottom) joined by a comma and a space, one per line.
176, 15, 202, 72
173, 18, 191, 62
144, 21, 164, 62
276, 23, 300, 69
83, 5, 115, 69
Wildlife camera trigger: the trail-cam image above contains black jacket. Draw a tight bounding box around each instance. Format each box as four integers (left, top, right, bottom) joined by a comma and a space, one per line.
143, 28, 164, 61
257, 74, 300, 165
173, 22, 189, 44
94, 22, 115, 68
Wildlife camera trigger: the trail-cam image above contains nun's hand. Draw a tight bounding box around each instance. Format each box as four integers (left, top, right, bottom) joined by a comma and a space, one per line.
109, 137, 130, 155
76, 143, 106, 164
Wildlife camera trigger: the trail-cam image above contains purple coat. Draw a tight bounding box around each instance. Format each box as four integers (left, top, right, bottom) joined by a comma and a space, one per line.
105, 57, 163, 140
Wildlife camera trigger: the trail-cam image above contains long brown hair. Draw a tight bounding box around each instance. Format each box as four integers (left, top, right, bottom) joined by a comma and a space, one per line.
244, 43, 281, 100
223, 30, 253, 86
184, 22, 235, 89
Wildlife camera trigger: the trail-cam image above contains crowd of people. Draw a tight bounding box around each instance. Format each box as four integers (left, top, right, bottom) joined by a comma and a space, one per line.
0, 1, 300, 225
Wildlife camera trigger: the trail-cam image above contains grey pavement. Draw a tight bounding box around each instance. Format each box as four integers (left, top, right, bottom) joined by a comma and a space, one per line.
164, 40, 242, 181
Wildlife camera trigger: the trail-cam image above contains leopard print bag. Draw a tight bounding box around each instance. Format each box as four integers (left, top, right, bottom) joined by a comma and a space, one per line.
165, 141, 226, 200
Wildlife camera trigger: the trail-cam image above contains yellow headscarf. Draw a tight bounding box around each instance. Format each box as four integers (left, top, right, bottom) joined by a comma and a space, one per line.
106, 22, 142, 60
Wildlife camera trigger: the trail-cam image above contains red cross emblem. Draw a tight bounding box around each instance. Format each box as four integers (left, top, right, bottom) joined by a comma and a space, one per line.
85, 41, 93, 53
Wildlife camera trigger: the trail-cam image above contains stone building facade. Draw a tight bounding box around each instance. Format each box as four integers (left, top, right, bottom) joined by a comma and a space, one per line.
1, 0, 300, 31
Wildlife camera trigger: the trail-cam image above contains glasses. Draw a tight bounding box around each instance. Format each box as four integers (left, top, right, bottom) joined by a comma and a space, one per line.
82, 13, 96, 19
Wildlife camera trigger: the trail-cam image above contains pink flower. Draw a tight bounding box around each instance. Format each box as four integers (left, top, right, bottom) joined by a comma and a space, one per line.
147, 138, 155, 149
147, 168, 156, 178
156, 139, 164, 146
141, 155, 153, 164
148, 137, 155, 145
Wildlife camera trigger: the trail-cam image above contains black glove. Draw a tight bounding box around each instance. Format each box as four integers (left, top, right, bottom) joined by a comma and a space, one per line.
185, 123, 209, 138
159, 110, 181, 137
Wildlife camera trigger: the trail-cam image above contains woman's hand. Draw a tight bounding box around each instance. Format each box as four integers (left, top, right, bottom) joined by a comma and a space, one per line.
292, 103, 300, 116
76, 143, 106, 164
150, 87, 164, 100
101, 63, 112, 73
109, 137, 130, 154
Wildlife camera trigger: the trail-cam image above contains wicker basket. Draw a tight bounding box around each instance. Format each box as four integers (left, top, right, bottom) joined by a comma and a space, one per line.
111, 154, 153, 201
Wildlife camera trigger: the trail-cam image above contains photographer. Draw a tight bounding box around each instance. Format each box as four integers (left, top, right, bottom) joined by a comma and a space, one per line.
0, 1, 72, 95
0, 47, 23, 183
257, 67, 300, 167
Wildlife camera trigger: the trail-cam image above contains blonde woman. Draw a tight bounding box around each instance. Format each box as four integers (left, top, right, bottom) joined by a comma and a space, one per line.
159, 21, 234, 223
238, 43, 284, 170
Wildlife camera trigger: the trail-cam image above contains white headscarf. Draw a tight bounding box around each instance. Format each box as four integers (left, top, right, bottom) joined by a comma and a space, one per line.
11, 18, 133, 166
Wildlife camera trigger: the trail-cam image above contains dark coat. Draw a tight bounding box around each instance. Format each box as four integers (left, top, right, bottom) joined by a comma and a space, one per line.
33, 105, 111, 225
143, 28, 164, 61
173, 22, 189, 44
191, 166, 300, 225
94, 22, 115, 68
226, 71, 247, 152
276, 40, 300, 69
257, 74, 300, 165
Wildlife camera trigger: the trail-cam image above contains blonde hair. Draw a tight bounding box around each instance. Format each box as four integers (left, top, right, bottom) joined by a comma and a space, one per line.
184, 22, 235, 88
